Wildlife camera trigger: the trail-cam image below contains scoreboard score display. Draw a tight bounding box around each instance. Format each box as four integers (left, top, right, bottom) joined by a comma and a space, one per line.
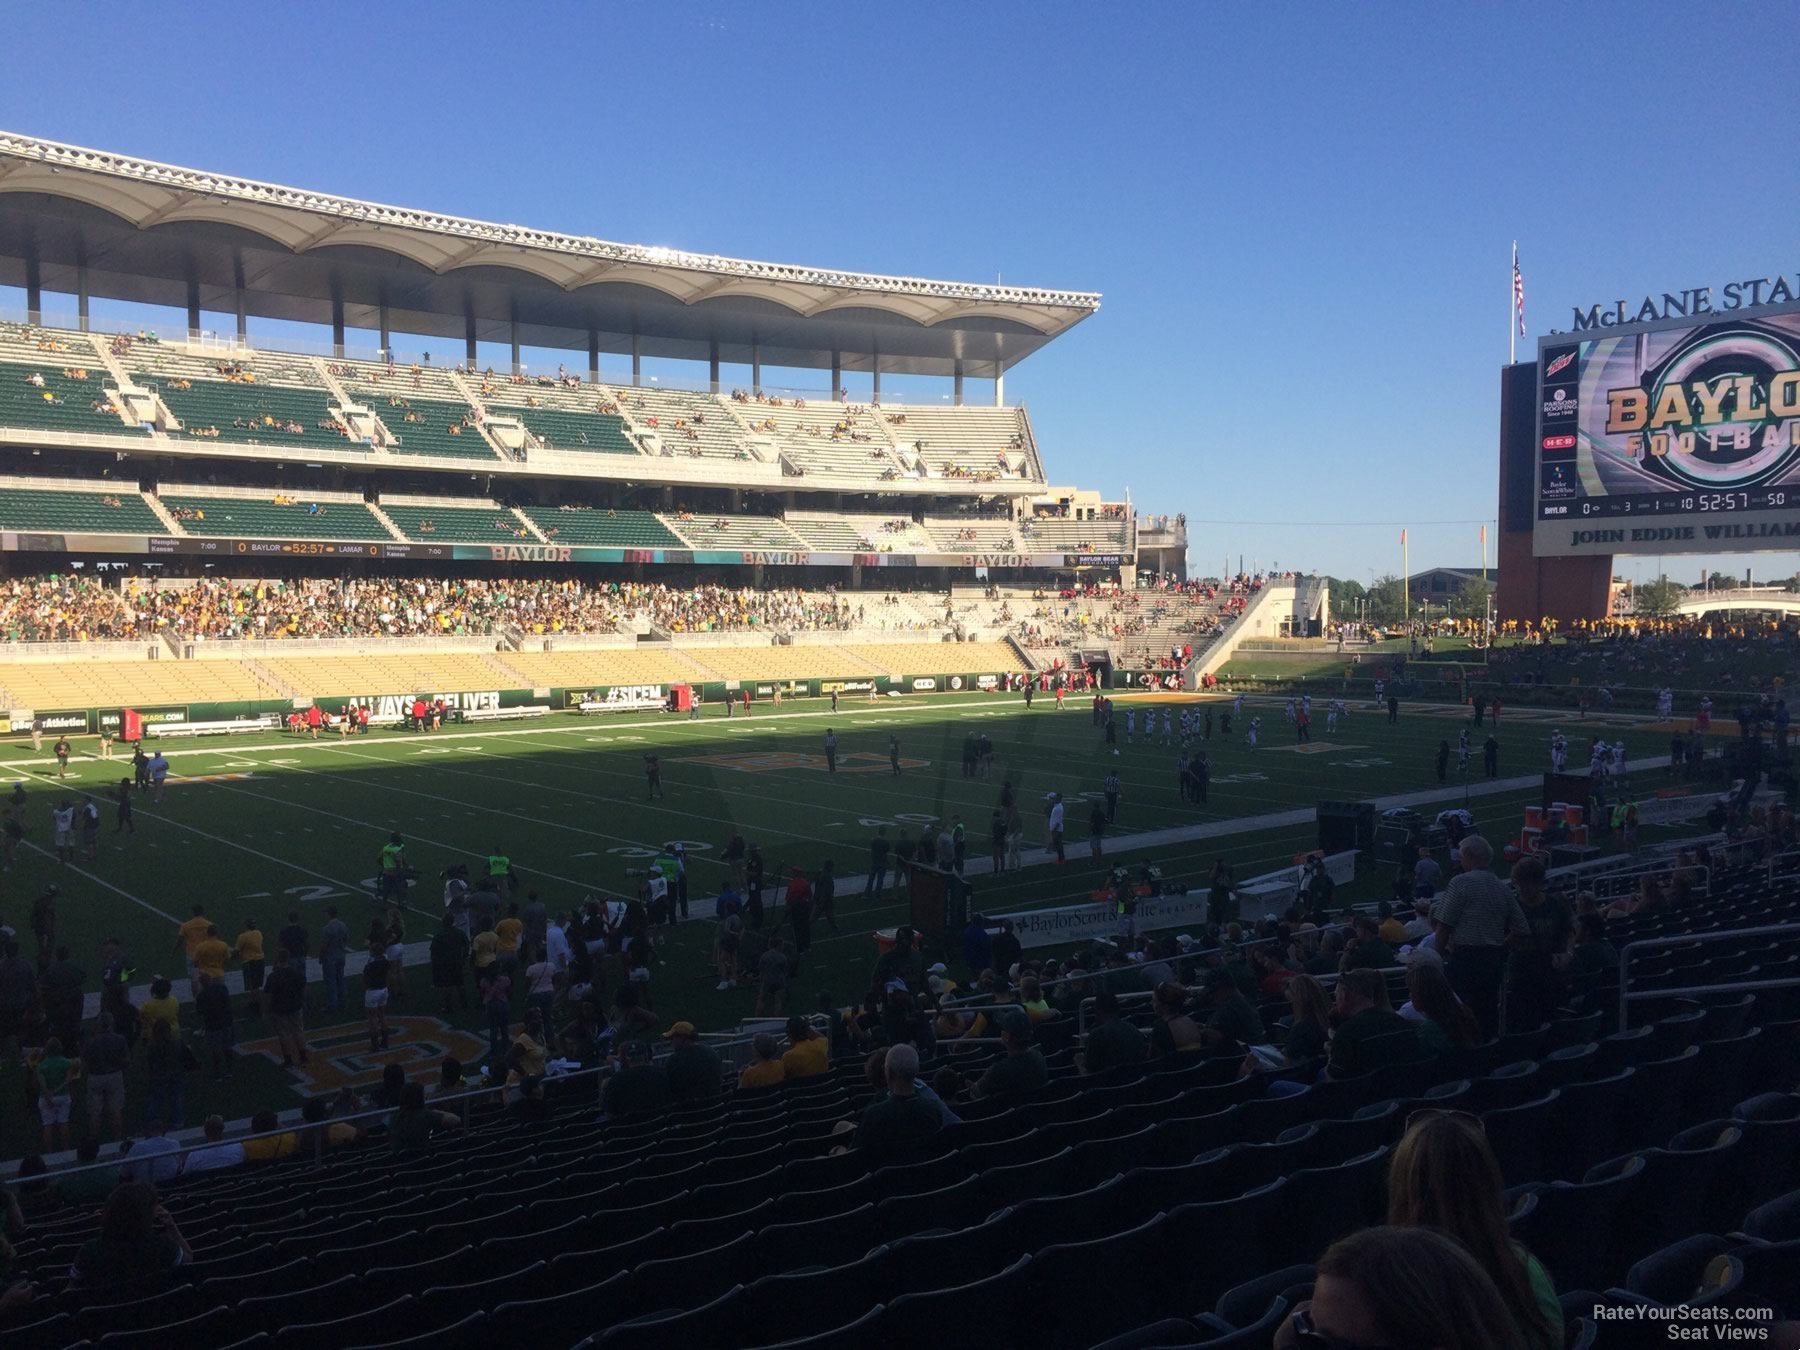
1535, 302, 1800, 557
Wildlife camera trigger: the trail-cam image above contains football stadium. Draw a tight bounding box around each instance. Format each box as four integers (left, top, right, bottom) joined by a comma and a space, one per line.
3, 39, 1800, 1349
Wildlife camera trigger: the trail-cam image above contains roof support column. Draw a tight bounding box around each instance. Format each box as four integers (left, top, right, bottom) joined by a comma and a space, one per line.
464, 310, 477, 368
631, 333, 641, 387
709, 338, 720, 394
186, 276, 201, 342
24, 251, 40, 325
751, 342, 761, 397
871, 351, 881, 404
510, 314, 521, 376
831, 352, 841, 401
588, 327, 599, 384
378, 299, 391, 361
994, 363, 1005, 407
954, 360, 964, 407
76, 259, 89, 333
234, 255, 247, 344
331, 293, 345, 359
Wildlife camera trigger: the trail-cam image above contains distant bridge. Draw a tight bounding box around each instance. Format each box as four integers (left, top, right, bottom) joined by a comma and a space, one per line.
1674, 586, 1800, 617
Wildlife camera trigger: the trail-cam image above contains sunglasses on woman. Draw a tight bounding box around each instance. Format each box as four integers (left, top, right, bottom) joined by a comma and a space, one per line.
1290, 1308, 1397, 1350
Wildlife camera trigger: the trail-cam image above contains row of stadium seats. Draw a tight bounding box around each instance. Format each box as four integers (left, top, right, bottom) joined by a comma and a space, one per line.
0, 481, 1133, 568
0, 322, 1050, 482
0, 639, 1029, 708
4, 865, 1797, 1348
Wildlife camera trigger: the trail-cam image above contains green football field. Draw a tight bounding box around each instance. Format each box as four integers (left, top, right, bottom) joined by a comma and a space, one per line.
0, 687, 1667, 1152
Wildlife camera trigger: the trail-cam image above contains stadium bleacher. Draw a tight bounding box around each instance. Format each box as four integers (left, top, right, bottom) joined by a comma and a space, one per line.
521, 508, 684, 549
782, 514, 933, 553
374, 397, 498, 460
923, 518, 1021, 552
607, 386, 751, 461
380, 500, 538, 544
0, 659, 277, 711
0, 326, 142, 441
662, 515, 810, 551
157, 490, 393, 542
496, 647, 703, 688
0, 480, 165, 536
479, 381, 640, 456
736, 397, 905, 481
4, 857, 1797, 1348
256, 652, 520, 700
883, 405, 1032, 481
1017, 514, 1130, 551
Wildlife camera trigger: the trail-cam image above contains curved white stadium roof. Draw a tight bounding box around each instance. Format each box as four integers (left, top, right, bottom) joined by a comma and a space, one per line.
0, 132, 1098, 379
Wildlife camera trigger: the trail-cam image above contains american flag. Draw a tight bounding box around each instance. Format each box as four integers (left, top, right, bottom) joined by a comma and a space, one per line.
1513, 243, 1525, 337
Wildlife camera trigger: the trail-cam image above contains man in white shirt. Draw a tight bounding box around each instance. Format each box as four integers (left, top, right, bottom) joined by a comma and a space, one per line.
123, 1118, 183, 1184
182, 1115, 247, 1174
544, 915, 573, 1006
1046, 794, 1065, 864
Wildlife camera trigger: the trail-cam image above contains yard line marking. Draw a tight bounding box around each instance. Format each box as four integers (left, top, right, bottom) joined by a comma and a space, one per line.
19, 840, 182, 924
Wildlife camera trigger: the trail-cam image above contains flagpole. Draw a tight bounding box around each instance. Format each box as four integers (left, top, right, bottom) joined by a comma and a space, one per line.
1402, 529, 1409, 621
1510, 241, 1517, 367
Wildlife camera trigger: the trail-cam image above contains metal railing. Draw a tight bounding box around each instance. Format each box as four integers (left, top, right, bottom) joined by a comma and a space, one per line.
1617, 922, 1800, 1029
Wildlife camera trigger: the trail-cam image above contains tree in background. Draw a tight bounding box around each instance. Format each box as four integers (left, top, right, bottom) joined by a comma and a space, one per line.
1329, 577, 1367, 623
1449, 577, 1493, 623
1635, 575, 1684, 619
1366, 574, 1408, 627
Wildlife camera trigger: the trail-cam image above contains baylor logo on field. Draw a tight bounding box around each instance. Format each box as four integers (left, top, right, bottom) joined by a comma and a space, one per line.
238, 1016, 490, 1094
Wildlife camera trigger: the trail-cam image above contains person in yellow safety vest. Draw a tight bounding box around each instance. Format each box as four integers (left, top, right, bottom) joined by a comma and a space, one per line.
487, 847, 512, 900
377, 833, 408, 901
1611, 801, 1638, 852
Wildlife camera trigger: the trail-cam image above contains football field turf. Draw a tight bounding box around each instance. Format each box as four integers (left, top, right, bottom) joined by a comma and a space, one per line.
0, 688, 1663, 1148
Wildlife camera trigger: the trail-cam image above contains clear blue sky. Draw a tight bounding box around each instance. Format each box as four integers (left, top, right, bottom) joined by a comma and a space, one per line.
1, 0, 1795, 583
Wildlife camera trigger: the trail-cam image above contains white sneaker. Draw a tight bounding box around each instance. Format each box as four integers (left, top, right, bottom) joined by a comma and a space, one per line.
716, 980, 732, 991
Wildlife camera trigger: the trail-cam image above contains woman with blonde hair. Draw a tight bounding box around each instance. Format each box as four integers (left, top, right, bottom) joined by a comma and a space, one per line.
1385, 1111, 1562, 1349
1281, 973, 1332, 1065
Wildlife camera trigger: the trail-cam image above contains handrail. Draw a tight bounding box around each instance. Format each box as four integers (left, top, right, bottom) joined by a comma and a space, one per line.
1616, 922, 1800, 1029
7, 1058, 631, 1183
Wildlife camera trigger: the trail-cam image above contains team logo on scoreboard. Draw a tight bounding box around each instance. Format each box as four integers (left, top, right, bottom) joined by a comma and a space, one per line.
1604, 325, 1800, 490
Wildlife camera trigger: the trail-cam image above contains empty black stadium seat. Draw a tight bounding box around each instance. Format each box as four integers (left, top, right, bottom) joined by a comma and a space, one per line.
420, 1261, 557, 1325
1276, 1147, 1390, 1264
1212, 1263, 1315, 1327
1482, 1090, 1560, 1188
1642, 1007, 1708, 1058
1190, 1300, 1295, 1347
1468, 1060, 1543, 1113
1750, 1016, 1800, 1091
1593, 1025, 1656, 1075
271, 1294, 417, 1349
736, 1246, 889, 1345
1741, 1188, 1800, 1243
757, 1304, 885, 1350
978, 1146, 1076, 1210
873, 1177, 991, 1237
883, 1253, 1032, 1347
1112, 1148, 1240, 1216
1620, 1046, 1699, 1148
491, 1269, 635, 1342
596, 1284, 743, 1350
1510, 1153, 1645, 1291
1702, 993, 1758, 1040
1547, 1067, 1635, 1179
73, 1285, 202, 1340
1731, 1239, 1800, 1318
1625, 1235, 1744, 1309
1545, 1011, 1605, 1051
1157, 1180, 1288, 1309
345, 1311, 487, 1350
883, 1207, 1017, 1289
94, 1304, 233, 1348
1092, 1316, 1212, 1349
1032, 1214, 1164, 1347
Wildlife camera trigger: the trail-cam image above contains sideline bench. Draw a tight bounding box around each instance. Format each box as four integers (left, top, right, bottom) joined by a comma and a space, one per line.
147, 715, 284, 738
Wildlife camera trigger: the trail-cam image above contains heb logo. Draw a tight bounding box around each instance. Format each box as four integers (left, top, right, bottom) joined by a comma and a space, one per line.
976, 674, 1000, 690
741, 550, 810, 567
487, 544, 573, 563
1542, 434, 1577, 451
911, 678, 938, 692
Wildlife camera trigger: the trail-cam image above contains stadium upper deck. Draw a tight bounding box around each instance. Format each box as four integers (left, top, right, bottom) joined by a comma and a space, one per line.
0, 131, 1096, 398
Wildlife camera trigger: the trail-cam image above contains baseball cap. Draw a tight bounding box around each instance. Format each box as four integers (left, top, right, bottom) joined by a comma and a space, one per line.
665, 1020, 698, 1039
927, 962, 948, 975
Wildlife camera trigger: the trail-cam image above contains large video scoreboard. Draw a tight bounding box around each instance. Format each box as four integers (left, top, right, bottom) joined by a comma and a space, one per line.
1535, 302, 1800, 557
